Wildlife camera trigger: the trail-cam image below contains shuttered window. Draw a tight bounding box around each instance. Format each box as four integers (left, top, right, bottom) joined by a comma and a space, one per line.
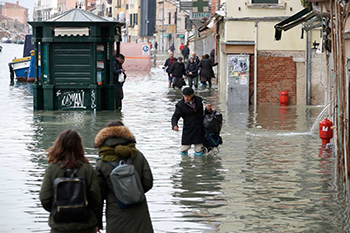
53, 43, 92, 84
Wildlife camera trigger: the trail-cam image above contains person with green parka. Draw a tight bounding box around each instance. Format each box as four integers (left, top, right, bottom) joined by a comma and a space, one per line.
40, 129, 102, 233
94, 120, 154, 233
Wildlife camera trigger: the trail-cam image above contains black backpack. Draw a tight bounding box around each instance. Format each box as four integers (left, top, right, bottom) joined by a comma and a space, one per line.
108, 157, 145, 209
51, 169, 90, 223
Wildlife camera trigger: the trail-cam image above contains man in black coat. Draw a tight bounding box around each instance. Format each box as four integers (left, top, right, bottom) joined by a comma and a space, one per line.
113, 54, 126, 110
169, 57, 187, 89
171, 87, 204, 156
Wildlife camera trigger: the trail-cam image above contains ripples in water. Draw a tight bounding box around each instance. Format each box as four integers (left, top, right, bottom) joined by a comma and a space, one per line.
0, 45, 349, 232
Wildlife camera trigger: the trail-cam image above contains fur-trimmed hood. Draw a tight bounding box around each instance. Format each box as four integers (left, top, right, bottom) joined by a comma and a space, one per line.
94, 126, 136, 148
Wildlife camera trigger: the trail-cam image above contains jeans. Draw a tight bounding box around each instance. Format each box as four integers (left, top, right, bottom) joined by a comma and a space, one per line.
188, 76, 198, 88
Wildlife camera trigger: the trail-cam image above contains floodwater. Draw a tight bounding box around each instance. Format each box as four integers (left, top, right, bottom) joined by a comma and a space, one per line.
0, 44, 349, 233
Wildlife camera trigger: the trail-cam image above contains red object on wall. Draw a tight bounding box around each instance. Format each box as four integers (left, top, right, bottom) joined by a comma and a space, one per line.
279, 91, 288, 106
319, 118, 333, 145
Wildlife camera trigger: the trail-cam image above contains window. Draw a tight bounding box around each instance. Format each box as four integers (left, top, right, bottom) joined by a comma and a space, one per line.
252, 0, 278, 3
248, 0, 284, 8
169, 12, 171, 24
130, 13, 133, 26
159, 8, 163, 20
174, 11, 177, 25
134, 13, 138, 25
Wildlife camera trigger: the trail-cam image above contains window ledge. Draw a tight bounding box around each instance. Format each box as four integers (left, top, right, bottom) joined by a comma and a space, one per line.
246, 3, 286, 9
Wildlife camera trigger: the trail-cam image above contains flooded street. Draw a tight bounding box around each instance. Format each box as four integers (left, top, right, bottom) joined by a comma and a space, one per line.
0, 44, 349, 232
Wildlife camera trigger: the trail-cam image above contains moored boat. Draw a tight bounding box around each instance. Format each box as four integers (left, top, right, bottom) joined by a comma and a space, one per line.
8, 35, 41, 82
9, 56, 31, 82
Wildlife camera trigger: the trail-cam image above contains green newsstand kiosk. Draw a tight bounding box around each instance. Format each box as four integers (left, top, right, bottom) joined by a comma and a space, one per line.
29, 8, 124, 110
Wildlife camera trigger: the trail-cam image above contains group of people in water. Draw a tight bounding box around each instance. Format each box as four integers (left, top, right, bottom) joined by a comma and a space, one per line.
39, 46, 222, 233
163, 49, 217, 89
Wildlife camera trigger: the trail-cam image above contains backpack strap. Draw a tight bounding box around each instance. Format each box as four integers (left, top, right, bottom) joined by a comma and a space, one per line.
107, 161, 117, 168
106, 157, 132, 168
126, 157, 133, 164
63, 168, 79, 178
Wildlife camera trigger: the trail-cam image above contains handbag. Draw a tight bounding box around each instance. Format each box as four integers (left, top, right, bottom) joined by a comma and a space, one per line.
118, 73, 125, 82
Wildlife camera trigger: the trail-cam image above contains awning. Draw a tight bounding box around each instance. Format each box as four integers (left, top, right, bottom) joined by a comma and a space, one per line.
198, 11, 224, 32
188, 11, 224, 43
54, 27, 90, 36
178, 34, 184, 38
164, 33, 171, 38
188, 27, 216, 43
274, 7, 315, 41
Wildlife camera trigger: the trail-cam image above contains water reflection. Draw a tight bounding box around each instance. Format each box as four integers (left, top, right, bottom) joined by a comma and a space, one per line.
174, 154, 226, 208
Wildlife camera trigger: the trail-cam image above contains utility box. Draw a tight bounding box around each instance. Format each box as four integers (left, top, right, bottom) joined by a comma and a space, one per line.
29, 8, 124, 111
227, 54, 250, 106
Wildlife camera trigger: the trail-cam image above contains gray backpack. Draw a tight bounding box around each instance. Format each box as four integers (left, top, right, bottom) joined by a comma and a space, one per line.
108, 158, 145, 208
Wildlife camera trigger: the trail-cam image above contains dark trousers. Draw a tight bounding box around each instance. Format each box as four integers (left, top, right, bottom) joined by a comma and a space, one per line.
114, 85, 124, 109
188, 76, 198, 88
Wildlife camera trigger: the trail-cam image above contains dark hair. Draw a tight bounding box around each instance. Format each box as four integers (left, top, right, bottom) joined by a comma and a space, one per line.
117, 54, 125, 60
106, 120, 124, 127
46, 129, 88, 169
204, 54, 209, 59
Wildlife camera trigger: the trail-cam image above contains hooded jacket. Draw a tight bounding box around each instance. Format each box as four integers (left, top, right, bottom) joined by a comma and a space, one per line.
94, 126, 154, 233
186, 60, 198, 78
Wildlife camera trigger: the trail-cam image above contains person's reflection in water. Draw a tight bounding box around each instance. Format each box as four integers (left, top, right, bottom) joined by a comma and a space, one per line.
172, 154, 227, 219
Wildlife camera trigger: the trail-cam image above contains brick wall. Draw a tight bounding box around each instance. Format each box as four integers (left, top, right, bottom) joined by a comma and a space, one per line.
249, 55, 297, 105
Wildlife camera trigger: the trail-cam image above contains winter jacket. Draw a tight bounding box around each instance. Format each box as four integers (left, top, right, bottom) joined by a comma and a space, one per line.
113, 57, 126, 87
94, 126, 154, 233
181, 46, 190, 56
169, 61, 186, 78
164, 57, 177, 73
40, 163, 102, 233
171, 95, 204, 145
186, 61, 198, 79
198, 58, 215, 79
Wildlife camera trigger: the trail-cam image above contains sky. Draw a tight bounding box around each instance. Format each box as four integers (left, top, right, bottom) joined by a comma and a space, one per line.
3, 0, 36, 20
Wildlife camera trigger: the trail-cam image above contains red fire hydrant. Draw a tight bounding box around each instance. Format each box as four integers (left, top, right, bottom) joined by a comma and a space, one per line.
279, 91, 288, 106
319, 118, 333, 145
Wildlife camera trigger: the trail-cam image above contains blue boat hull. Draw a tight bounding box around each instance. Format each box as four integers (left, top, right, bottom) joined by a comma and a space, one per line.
10, 56, 41, 82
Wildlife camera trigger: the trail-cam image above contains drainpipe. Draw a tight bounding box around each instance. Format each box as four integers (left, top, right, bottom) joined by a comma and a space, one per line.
254, 21, 258, 108
306, 30, 311, 105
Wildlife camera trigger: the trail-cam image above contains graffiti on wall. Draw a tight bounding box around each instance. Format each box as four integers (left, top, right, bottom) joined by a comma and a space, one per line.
56, 90, 87, 109
91, 90, 96, 109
